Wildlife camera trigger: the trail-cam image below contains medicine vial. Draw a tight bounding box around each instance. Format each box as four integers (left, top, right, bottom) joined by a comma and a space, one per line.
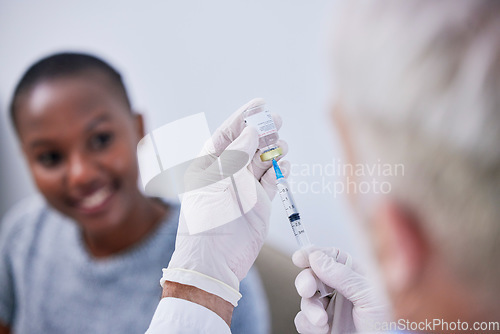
243, 103, 282, 161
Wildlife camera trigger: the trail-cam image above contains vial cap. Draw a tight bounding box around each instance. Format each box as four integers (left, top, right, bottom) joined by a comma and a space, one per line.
260, 147, 283, 161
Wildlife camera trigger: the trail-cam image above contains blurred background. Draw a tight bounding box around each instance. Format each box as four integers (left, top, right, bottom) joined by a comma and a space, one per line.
0, 0, 362, 259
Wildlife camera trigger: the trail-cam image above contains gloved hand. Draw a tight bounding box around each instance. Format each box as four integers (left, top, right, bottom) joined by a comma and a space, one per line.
293, 247, 389, 333
161, 98, 289, 306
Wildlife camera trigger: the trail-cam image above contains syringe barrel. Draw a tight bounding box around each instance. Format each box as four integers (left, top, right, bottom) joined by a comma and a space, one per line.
276, 178, 299, 216
291, 218, 312, 248
275, 173, 332, 298
276, 179, 311, 247
276, 175, 332, 298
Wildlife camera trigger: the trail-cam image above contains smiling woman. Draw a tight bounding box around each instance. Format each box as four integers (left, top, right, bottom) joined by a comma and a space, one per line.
11, 57, 155, 254
0, 52, 269, 334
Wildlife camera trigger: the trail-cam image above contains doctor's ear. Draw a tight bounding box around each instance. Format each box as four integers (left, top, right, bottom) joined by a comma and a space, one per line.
371, 200, 428, 294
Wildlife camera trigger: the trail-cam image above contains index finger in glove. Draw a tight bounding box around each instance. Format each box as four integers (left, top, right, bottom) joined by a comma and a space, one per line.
210, 126, 260, 177
205, 98, 283, 157
309, 250, 369, 304
293, 247, 363, 274
186, 126, 260, 193
292, 246, 339, 269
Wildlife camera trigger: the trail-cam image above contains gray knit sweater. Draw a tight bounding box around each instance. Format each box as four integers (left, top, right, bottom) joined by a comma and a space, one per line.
0, 195, 269, 333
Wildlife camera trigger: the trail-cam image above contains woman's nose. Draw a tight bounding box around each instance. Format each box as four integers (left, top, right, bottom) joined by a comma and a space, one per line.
66, 152, 100, 190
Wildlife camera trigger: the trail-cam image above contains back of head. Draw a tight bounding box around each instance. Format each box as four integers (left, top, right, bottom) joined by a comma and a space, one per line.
10, 52, 131, 129
332, 0, 500, 302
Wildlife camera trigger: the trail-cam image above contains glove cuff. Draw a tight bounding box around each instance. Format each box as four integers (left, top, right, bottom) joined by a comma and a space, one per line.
160, 268, 242, 307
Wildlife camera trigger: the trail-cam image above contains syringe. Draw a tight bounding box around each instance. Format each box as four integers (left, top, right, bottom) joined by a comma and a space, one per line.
272, 159, 333, 298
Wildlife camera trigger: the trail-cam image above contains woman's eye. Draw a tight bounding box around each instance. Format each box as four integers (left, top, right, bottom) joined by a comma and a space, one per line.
36, 151, 62, 167
89, 132, 114, 150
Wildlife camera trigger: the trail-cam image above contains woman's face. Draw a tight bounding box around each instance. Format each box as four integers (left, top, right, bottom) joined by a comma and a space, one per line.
16, 72, 144, 234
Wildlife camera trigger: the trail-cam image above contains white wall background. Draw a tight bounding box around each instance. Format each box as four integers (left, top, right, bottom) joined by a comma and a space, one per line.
0, 0, 363, 258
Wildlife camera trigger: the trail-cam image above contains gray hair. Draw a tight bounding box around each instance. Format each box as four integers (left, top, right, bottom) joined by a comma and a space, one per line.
332, 0, 500, 299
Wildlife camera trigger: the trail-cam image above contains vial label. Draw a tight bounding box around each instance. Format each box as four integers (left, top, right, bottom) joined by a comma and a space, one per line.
244, 109, 277, 138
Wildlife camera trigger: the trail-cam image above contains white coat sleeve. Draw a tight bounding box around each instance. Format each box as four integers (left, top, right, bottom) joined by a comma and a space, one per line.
145, 297, 232, 334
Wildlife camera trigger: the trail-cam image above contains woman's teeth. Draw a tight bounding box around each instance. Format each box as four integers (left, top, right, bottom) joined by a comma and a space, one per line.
80, 187, 112, 209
